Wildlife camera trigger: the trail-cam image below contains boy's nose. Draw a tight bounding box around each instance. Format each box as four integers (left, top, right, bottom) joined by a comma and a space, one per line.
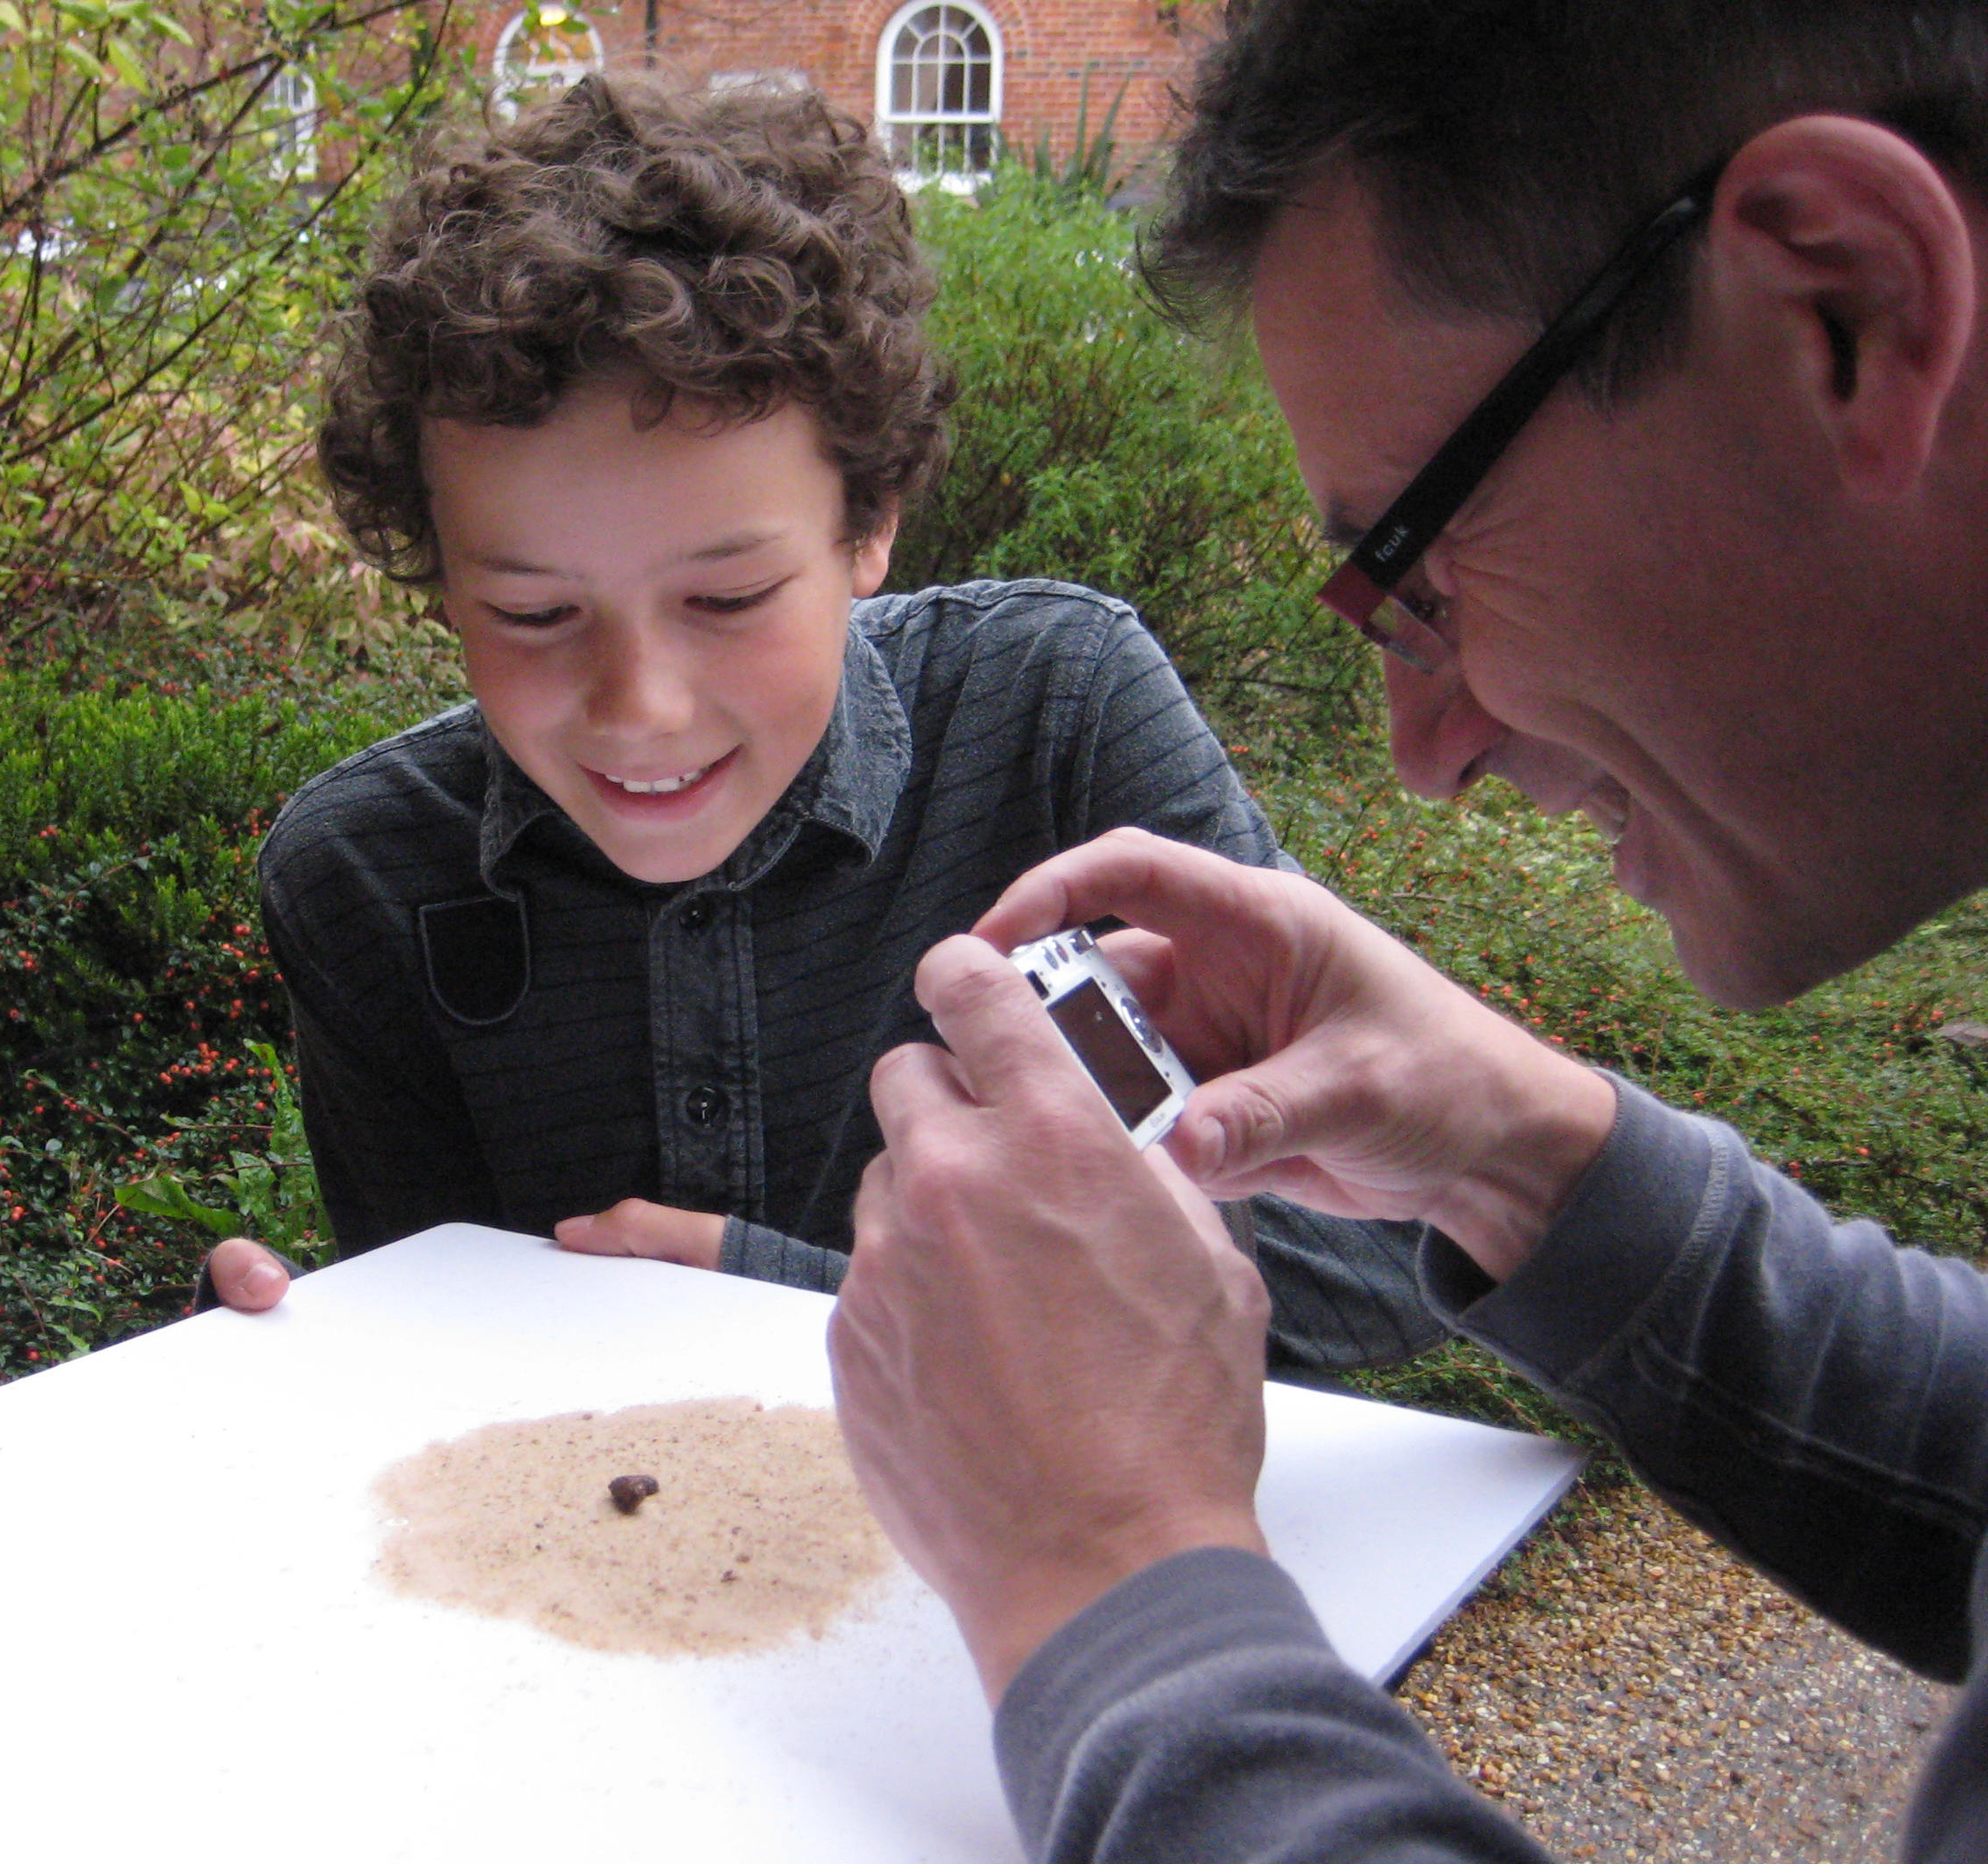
586, 622, 698, 736
1384, 651, 1505, 800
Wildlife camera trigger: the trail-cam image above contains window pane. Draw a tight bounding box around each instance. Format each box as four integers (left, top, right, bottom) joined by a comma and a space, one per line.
884, 4, 998, 174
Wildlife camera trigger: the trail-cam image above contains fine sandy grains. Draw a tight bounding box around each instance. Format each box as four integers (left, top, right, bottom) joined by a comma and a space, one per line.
373, 1397, 896, 1660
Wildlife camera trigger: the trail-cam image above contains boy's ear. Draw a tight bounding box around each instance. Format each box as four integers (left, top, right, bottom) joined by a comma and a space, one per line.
851, 507, 899, 599
1705, 116, 1977, 501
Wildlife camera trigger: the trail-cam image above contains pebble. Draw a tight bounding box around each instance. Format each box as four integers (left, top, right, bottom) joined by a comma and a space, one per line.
1398, 1481, 1953, 1860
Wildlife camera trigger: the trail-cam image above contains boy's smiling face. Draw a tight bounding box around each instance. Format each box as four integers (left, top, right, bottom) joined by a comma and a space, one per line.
425, 381, 894, 884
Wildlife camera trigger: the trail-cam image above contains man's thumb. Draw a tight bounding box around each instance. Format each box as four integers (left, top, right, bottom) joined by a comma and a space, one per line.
1167, 1063, 1308, 1191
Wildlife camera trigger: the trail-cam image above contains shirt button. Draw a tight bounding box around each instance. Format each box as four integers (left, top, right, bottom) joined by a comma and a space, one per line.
682, 1084, 728, 1128
679, 897, 715, 932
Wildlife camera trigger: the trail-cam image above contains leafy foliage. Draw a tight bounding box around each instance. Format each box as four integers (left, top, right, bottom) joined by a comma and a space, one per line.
0, 642, 461, 1377
0, 0, 462, 654
896, 175, 1364, 741
118, 1038, 332, 1259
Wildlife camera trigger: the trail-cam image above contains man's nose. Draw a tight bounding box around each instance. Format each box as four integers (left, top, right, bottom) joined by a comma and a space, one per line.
1384, 651, 1506, 800
587, 620, 696, 735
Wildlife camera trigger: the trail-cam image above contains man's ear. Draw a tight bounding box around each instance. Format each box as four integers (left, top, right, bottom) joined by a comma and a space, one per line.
1706, 116, 1977, 500
851, 505, 899, 598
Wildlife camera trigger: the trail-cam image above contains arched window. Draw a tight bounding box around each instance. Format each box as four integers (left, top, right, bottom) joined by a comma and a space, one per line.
266, 67, 318, 182
875, 2, 1002, 181
492, 7, 605, 118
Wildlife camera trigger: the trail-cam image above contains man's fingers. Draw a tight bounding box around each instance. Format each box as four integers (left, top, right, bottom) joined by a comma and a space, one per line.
1092, 927, 1175, 1012
867, 1033, 979, 1152
903, 935, 1105, 1127
208, 1236, 289, 1312
973, 827, 1273, 953
1165, 1055, 1326, 1196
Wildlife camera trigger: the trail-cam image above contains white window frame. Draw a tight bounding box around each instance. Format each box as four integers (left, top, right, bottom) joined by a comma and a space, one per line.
492, 9, 606, 119
874, 0, 1003, 185
709, 68, 810, 95
266, 67, 319, 182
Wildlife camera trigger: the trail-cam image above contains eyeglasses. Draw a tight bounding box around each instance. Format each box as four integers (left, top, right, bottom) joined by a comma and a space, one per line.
1317, 163, 1725, 675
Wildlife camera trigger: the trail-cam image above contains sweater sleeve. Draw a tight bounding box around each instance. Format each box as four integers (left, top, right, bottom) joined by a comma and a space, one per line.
1423, 1075, 1988, 1682
994, 1548, 1554, 1864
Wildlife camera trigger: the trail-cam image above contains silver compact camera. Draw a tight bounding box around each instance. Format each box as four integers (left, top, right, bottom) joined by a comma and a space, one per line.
1008, 926, 1197, 1150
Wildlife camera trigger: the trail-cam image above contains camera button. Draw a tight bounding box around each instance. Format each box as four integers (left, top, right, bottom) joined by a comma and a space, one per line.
679, 897, 716, 932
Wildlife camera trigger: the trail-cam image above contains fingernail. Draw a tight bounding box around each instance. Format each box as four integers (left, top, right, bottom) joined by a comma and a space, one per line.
244, 1261, 283, 1297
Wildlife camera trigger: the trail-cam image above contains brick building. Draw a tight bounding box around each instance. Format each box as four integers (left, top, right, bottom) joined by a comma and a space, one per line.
461, 1, 1209, 177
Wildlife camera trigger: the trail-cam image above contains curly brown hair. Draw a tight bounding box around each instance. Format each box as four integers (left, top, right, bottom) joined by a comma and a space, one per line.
319, 71, 952, 582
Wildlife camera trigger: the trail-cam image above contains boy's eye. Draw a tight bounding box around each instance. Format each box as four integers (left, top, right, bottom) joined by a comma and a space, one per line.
689, 580, 786, 617
487, 603, 576, 629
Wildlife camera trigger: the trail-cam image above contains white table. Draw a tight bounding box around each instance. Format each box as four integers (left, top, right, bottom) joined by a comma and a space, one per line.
0, 1223, 1581, 1861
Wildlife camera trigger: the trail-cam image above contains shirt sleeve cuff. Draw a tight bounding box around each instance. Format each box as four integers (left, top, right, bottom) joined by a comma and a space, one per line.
1420, 1072, 1722, 1387
717, 1216, 851, 1294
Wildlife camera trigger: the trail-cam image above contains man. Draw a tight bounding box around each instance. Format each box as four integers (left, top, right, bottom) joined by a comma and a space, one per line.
826, 2, 1988, 1859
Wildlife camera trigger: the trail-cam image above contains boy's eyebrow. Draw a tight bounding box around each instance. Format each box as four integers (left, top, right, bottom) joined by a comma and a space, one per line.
465, 550, 564, 574
462, 530, 784, 575
682, 528, 785, 563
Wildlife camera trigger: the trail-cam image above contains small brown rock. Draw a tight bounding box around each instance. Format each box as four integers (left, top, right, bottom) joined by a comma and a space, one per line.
607, 1473, 660, 1515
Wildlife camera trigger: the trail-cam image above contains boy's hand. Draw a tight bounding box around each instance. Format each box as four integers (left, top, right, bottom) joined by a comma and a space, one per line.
205, 1236, 292, 1311
555, 1199, 726, 1271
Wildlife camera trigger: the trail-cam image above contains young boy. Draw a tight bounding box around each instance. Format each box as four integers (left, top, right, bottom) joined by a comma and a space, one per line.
206, 71, 1441, 1375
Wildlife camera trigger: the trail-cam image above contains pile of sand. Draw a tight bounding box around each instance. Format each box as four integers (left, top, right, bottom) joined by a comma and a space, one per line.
373, 1397, 895, 1659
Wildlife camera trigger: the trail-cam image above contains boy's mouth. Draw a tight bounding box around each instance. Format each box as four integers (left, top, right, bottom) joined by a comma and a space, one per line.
596, 758, 723, 795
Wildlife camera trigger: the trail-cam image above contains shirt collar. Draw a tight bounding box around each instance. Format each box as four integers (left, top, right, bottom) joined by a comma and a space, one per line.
476, 620, 911, 894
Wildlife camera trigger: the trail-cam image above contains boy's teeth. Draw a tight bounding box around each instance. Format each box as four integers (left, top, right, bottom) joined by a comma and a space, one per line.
604, 763, 710, 795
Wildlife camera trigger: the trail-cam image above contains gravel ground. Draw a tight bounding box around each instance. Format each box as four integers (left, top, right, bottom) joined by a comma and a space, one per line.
1397, 1480, 1953, 1860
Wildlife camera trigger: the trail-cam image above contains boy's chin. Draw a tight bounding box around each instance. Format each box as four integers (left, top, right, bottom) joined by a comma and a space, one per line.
596, 833, 745, 886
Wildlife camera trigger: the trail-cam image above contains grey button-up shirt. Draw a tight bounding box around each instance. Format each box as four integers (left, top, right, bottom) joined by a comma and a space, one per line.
260, 581, 1440, 1368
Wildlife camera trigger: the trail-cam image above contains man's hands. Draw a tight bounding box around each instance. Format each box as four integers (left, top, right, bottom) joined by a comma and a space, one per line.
830, 830, 1618, 1701
555, 1199, 726, 1271
206, 1236, 291, 1311
829, 934, 1271, 1705
977, 829, 1617, 1283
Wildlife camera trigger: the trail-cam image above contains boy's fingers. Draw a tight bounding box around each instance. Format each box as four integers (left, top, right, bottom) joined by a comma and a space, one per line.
555, 1199, 724, 1267
208, 1236, 289, 1312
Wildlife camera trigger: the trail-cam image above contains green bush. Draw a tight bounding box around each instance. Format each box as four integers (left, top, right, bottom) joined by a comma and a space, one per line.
897, 175, 1363, 740
0, 651, 455, 1377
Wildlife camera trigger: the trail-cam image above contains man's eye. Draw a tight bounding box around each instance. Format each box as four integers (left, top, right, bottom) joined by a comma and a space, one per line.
488, 604, 575, 628
1394, 583, 1448, 631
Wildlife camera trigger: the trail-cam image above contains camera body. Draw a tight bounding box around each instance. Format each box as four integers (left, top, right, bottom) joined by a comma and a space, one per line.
1007, 927, 1197, 1150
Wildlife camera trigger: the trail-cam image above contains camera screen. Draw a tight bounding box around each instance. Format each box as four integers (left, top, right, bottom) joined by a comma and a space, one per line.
1047, 978, 1172, 1128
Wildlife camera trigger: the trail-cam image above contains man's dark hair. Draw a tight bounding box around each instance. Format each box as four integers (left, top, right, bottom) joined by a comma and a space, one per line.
320, 71, 952, 582
1145, 0, 1988, 395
